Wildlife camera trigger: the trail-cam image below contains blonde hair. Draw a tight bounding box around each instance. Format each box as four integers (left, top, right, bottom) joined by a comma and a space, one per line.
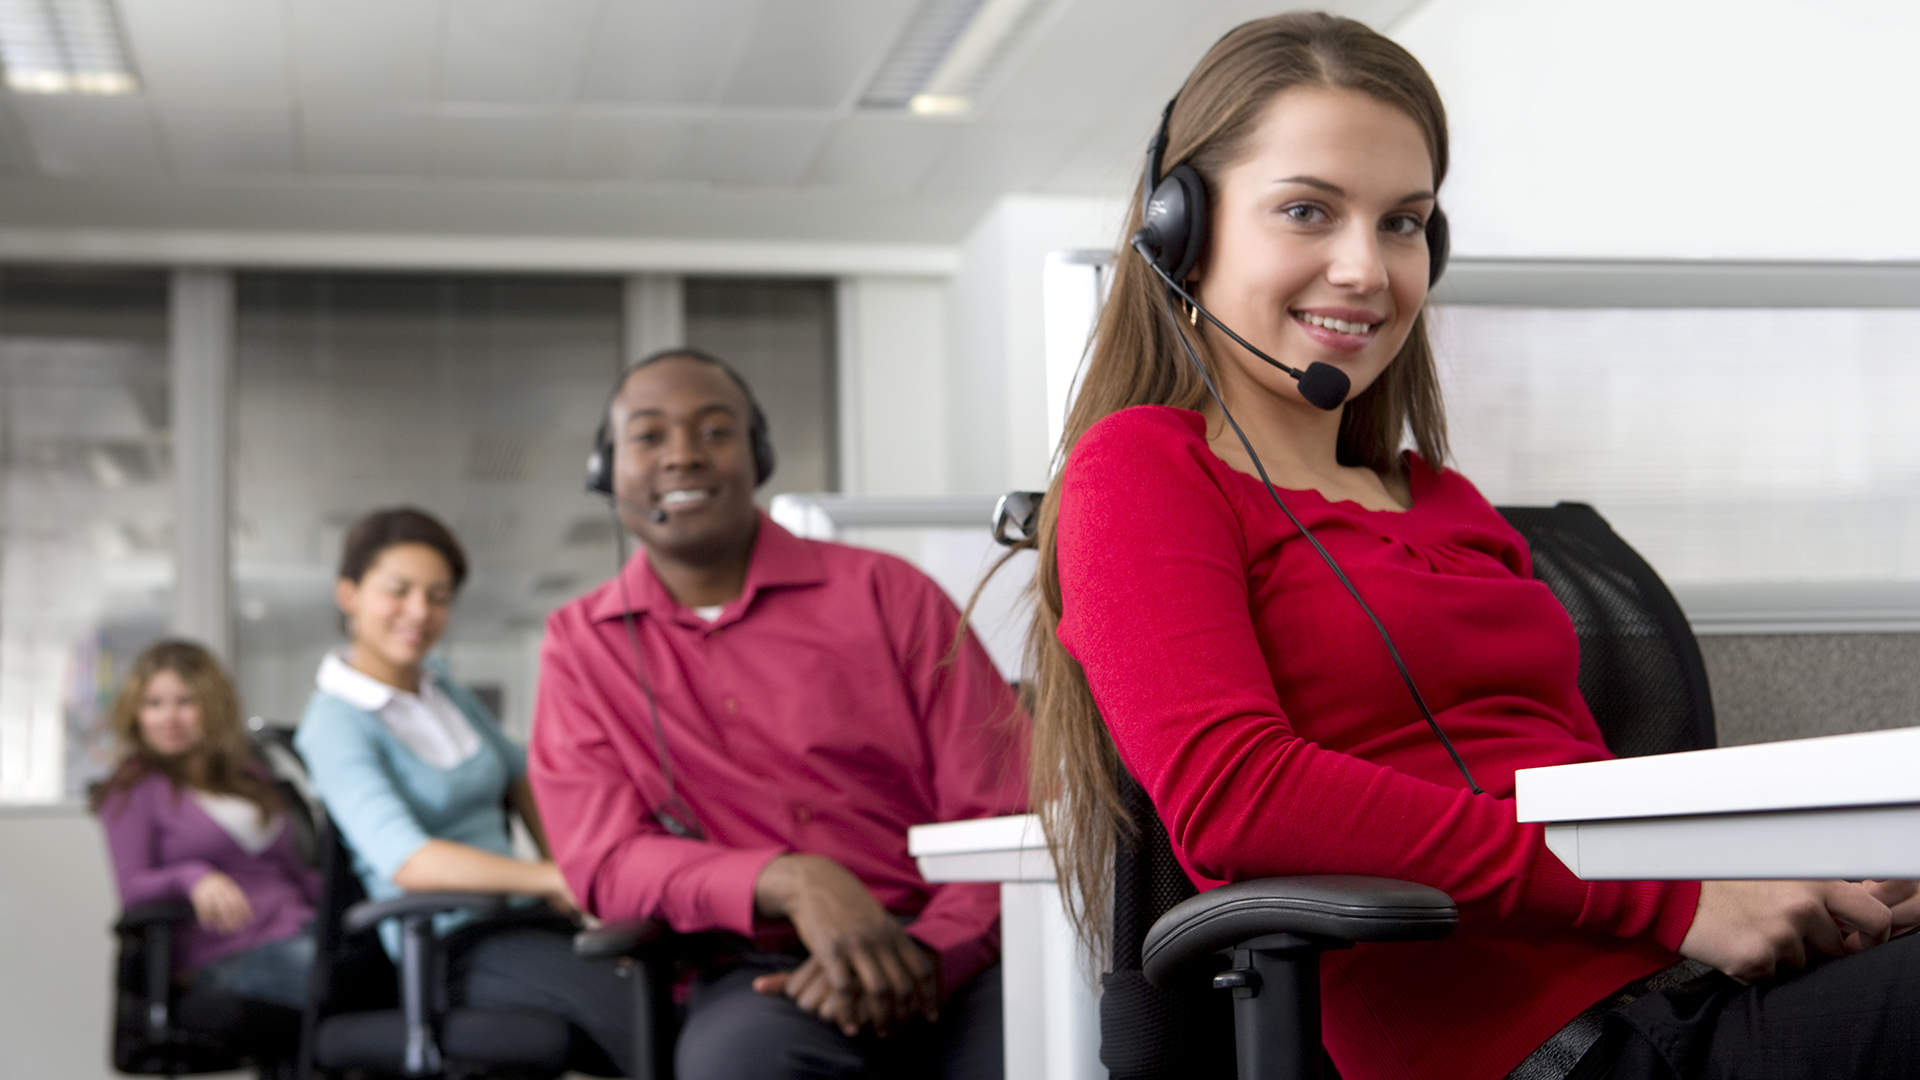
90, 639, 278, 820
1023, 11, 1452, 958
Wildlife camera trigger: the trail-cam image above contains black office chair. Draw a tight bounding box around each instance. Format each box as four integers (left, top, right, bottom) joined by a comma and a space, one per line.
299, 798, 624, 1080
989, 496, 1716, 1080
108, 725, 319, 1079
570, 919, 742, 1080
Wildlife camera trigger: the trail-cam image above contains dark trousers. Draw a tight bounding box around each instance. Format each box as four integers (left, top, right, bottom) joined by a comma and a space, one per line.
676, 959, 1004, 1080
447, 925, 635, 1077
1577, 931, 1920, 1079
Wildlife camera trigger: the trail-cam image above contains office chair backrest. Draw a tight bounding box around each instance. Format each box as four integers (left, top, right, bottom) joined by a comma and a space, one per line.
1100, 502, 1716, 1080
1498, 503, 1716, 757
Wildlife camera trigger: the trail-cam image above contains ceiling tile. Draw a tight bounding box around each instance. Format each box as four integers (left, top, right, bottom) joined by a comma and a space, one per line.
578, 0, 763, 104
919, 121, 1079, 194
290, 0, 442, 102
691, 116, 833, 187
558, 113, 701, 182
440, 0, 602, 103
118, 0, 291, 99
159, 103, 296, 175
300, 104, 432, 175
971, 0, 1185, 124
11, 96, 166, 176
721, 0, 917, 108
1036, 115, 1144, 196
431, 110, 564, 180
804, 115, 955, 193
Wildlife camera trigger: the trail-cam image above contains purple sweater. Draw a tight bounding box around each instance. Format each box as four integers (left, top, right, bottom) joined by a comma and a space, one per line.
99, 771, 320, 974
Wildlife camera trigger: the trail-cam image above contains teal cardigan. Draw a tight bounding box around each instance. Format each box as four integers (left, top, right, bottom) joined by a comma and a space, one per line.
295, 673, 528, 953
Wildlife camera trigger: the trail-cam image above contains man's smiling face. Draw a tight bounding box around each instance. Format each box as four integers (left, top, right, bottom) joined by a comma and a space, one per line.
608, 354, 761, 566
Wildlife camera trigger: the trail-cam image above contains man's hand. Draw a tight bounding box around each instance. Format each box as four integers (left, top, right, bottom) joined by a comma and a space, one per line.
1862, 880, 1920, 937
189, 870, 254, 934
750, 853, 938, 1036
1679, 879, 1893, 983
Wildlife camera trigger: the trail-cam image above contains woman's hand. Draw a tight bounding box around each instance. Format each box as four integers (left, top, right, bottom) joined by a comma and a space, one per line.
1679, 879, 1893, 983
189, 871, 254, 934
537, 862, 579, 917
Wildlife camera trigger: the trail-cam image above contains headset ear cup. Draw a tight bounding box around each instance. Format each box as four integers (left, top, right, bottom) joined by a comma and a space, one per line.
586, 422, 614, 495
1426, 206, 1450, 287
1164, 165, 1209, 284
1141, 164, 1210, 284
752, 428, 775, 487
749, 407, 775, 487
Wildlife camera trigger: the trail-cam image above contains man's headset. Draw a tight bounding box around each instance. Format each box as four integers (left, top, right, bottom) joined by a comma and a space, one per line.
1130, 96, 1480, 794
581, 348, 779, 842
585, 347, 777, 498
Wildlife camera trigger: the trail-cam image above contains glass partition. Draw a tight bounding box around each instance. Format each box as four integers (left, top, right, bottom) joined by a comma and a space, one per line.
0, 268, 171, 804
232, 274, 627, 738
232, 273, 841, 738
1434, 306, 1920, 625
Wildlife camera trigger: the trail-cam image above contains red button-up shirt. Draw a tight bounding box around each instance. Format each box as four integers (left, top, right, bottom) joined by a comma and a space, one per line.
529, 513, 1029, 996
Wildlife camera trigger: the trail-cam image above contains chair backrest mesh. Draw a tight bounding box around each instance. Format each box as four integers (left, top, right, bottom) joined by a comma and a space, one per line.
1498, 503, 1715, 758
1101, 502, 1716, 1078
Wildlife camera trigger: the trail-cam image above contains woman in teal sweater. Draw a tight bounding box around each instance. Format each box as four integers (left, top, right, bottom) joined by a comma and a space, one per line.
295, 508, 632, 1074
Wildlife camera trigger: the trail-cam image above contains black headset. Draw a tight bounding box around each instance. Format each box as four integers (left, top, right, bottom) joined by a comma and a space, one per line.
585, 347, 777, 497
1135, 99, 1450, 291
583, 347, 778, 844
1133, 96, 1481, 795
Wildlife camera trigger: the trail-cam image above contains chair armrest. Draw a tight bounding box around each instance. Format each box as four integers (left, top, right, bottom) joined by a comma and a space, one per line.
343, 892, 505, 934
573, 918, 670, 960
1142, 875, 1456, 986
115, 900, 196, 934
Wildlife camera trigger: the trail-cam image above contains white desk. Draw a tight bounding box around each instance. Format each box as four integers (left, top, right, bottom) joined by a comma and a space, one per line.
909, 814, 1105, 1080
1516, 726, 1920, 879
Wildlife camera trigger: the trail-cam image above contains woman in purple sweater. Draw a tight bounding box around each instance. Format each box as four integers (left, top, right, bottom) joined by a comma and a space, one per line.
95, 640, 319, 1009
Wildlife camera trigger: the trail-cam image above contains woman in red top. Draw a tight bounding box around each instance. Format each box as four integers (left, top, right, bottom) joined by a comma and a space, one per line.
1026, 13, 1920, 1080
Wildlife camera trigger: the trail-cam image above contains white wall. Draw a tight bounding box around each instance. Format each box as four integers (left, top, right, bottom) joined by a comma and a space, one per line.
1394, 0, 1920, 260
838, 275, 951, 497
946, 195, 1125, 495
0, 807, 129, 1080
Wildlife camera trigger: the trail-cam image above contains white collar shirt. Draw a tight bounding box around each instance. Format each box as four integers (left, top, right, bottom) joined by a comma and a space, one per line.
316, 649, 482, 770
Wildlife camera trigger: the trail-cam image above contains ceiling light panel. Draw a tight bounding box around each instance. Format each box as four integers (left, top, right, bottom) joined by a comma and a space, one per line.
861, 0, 1056, 115
0, 0, 138, 94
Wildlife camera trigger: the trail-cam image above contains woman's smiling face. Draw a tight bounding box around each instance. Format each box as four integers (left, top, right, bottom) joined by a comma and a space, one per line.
1192, 85, 1436, 412
335, 542, 454, 677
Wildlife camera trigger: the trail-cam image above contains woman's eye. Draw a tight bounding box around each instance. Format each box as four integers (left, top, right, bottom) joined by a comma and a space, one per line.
1283, 204, 1326, 224
1385, 214, 1426, 236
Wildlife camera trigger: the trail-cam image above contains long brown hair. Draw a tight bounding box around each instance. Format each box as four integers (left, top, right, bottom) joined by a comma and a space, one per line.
1025, 12, 1453, 958
90, 639, 279, 820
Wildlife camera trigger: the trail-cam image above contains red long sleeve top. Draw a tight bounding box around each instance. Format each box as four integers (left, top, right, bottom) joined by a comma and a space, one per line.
529, 513, 1029, 998
1056, 407, 1700, 1080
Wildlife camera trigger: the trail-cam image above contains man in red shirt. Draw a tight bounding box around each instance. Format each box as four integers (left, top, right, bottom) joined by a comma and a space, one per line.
529, 350, 1027, 1080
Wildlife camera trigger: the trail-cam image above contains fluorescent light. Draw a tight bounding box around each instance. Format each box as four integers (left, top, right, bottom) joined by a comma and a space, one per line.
908, 93, 970, 116
862, 0, 1052, 114
0, 0, 139, 95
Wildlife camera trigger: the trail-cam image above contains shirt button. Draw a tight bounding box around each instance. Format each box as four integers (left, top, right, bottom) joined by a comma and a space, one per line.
723, 697, 738, 714
795, 807, 813, 824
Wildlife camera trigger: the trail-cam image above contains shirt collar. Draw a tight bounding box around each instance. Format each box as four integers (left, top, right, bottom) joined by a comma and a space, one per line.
588, 509, 826, 626
317, 648, 445, 711
317, 648, 395, 711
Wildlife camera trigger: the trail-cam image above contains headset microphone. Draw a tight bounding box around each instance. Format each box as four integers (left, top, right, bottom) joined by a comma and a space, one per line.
1129, 233, 1352, 411
583, 478, 671, 525
1133, 95, 1481, 795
